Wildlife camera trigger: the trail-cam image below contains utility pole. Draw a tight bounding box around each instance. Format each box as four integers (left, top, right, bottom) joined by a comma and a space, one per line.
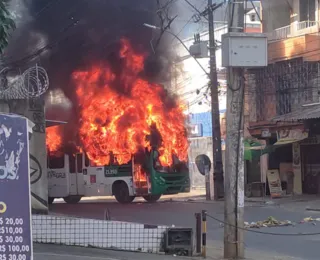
207, 0, 224, 200
224, 0, 245, 259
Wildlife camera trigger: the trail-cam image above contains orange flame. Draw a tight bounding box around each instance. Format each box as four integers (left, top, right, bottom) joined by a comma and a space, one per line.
46, 38, 189, 167
46, 126, 62, 154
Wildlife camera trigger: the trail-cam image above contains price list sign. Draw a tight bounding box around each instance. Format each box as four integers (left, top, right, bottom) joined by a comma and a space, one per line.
0, 114, 32, 260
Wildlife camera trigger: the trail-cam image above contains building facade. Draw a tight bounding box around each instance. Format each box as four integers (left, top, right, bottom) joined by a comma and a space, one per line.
246, 0, 320, 196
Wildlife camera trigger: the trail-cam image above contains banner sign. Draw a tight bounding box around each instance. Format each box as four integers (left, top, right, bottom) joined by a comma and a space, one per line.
275, 129, 308, 145
0, 114, 32, 260
267, 169, 282, 198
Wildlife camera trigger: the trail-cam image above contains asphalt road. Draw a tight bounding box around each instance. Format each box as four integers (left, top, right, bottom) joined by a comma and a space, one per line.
50, 198, 320, 260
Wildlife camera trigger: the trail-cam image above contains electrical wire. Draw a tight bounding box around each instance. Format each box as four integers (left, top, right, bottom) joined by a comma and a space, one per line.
172, 0, 208, 44
206, 213, 320, 236
3, 0, 86, 67
34, 0, 63, 18
174, 15, 197, 39
183, 0, 208, 21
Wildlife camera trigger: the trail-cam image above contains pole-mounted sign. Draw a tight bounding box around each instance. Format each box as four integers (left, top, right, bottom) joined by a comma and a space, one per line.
0, 114, 33, 260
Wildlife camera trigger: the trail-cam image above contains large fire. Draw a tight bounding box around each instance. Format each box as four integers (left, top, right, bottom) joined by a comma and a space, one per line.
46, 126, 63, 155
46, 38, 188, 166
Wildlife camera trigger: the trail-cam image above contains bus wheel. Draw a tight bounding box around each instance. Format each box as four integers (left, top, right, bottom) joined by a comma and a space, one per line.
63, 196, 82, 204
143, 194, 161, 203
48, 197, 55, 205
114, 182, 135, 204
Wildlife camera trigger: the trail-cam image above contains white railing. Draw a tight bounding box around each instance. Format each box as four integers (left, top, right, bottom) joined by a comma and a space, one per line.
297, 21, 318, 30
268, 20, 320, 41
267, 25, 291, 41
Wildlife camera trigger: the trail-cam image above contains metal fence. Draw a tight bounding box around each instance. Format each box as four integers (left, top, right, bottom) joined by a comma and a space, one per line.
246, 58, 320, 122
32, 214, 194, 256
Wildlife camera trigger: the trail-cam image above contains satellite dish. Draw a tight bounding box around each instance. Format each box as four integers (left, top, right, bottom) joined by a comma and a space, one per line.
195, 154, 211, 176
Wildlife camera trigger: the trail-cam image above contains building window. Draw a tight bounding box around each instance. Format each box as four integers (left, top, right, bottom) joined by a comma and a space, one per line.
299, 0, 316, 21
250, 14, 256, 22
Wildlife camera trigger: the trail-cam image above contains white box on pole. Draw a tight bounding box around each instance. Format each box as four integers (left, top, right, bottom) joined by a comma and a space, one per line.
222, 32, 268, 68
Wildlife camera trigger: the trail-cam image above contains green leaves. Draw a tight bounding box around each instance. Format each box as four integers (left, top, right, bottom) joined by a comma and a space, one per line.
0, 0, 16, 54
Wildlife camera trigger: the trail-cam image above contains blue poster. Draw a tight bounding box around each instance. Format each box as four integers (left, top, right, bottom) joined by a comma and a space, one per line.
0, 114, 32, 260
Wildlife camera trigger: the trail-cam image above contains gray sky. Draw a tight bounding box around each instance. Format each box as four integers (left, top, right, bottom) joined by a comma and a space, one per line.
172, 0, 228, 40
172, 0, 261, 40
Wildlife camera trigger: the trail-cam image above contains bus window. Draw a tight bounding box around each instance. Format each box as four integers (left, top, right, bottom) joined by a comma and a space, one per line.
152, 150, 169, 173
85, 154, 90, 167
90, 160, 104, 167
49, 155, 64, 169
69, 154, 76, 173
153, 150, 161, 168
76, 154, 83, 173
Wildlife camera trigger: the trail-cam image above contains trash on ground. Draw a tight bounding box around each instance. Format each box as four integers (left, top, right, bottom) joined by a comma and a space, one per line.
244, 216, 293, 229
299, 217, 320, 224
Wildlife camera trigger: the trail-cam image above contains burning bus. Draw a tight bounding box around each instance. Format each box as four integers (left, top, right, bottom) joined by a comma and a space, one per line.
46, 38, 190, 204
47, 147, 190, 204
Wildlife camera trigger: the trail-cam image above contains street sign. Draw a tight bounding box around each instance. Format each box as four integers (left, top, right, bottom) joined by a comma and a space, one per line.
189, 124, 203, 138
0, 114, 32, 260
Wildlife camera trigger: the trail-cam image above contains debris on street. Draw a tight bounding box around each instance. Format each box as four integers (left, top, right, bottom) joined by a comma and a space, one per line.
243, 216, 320, 229
299, 217, 320, 224
244, 216, 293, 229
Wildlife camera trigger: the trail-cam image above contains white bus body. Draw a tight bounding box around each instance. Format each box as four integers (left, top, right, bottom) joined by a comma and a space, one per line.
48, 153, 154, 204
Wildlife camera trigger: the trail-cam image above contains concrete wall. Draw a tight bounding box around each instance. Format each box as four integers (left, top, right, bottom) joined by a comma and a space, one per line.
0, 99, 48, 214
189, 137, 225, 189
261, 0, 291, 32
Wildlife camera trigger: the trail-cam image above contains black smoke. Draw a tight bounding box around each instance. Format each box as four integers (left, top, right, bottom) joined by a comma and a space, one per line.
4, 0, 176, 100
5, 0, 184, 161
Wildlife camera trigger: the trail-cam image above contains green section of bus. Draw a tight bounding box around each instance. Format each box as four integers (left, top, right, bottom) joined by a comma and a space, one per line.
104, 165, 132, 177
104, 149, 190, 195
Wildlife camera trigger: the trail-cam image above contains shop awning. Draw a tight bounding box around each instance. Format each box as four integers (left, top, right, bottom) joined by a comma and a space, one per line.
244, 139, 274, 161
273, 129, 308, 145
272, 104, 320, 122
273, 138, 307, 146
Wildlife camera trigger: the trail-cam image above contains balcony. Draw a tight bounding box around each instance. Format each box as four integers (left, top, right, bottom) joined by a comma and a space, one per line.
268, 21, 320, 41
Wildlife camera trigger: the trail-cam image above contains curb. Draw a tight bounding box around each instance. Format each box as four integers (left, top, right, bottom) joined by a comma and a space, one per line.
306, 207, 320, 212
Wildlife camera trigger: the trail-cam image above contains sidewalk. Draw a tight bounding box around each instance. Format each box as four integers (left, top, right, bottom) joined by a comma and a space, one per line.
206, 242, 303, 260
245, 194, 320, 213
165, 191, 320, 213
34, 242, 302, 260
34, 244, 189, 260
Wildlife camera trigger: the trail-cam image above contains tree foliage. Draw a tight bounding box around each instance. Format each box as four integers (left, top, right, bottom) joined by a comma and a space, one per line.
0, 0, 15, 54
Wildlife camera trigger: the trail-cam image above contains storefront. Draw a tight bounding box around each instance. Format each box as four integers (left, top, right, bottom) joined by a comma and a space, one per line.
299, 119, 320, 194
247, 121, 307, 197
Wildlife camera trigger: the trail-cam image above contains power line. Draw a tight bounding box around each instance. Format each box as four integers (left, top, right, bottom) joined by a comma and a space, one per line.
173, 15, 197, 42
2, 0, 91, 67
34, 0, 62, 18
172, 0, 208, 43
183, 0, 208, 21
